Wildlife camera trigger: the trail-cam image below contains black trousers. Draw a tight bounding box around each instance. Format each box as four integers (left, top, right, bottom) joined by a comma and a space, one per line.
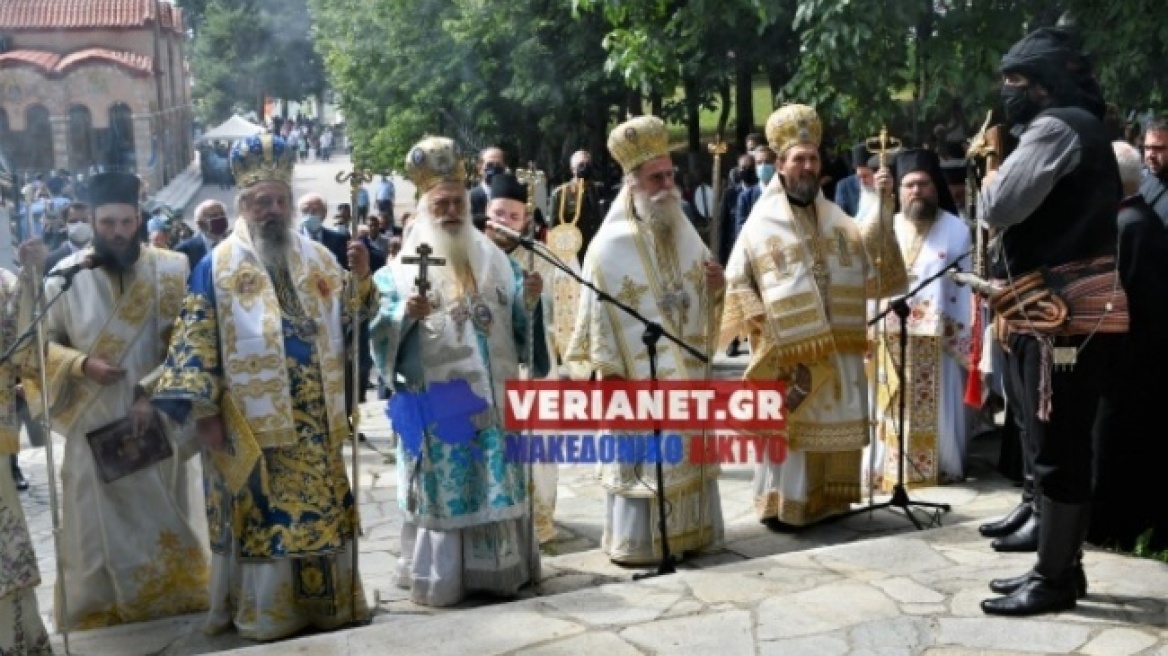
1006, 333, 1121, 504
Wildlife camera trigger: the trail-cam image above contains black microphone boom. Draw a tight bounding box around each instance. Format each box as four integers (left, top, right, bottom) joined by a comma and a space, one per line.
48, 255, 103, 281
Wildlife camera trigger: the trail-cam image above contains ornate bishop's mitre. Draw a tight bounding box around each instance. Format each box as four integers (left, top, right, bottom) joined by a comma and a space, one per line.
608, 115, 671, 174
230, 134, 295, 188
405, 136, 467, 195
766, 104, 823, 157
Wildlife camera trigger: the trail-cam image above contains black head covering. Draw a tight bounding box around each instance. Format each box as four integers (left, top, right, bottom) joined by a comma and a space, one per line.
489, 173, 528, 204
941, 161, 967, 186
999, 27, 1105, 119
851, 143, 873, 171
87, 172, 140, 209
893, 149, 958, 216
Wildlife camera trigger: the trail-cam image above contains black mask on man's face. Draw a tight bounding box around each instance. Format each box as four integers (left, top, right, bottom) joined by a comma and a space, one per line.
1001, 84, 1042, 126
576, 163, 593, 179
484, 163, 505, 183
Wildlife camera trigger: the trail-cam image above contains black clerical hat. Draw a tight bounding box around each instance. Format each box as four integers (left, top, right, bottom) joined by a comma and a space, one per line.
893, 149, 958, 215
941, 161, 967, 185
88, 172, 140, 209
851, 143, 873, 171
489, 173, 528, 204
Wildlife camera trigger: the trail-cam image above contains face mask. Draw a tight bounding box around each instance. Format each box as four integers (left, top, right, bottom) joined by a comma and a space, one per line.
1001, 84, 1040, 126
576, 163, 593, 179
67, 222, 93, 245
484, 163, 504, 182
209, 217, 229, 236
757, 163, 776, 184
302, 215, 323, 232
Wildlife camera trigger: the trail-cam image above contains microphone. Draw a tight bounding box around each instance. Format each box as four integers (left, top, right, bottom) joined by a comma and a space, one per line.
48, 254, 104, 282
947, 269, 999, 296
486, 220, 538, 250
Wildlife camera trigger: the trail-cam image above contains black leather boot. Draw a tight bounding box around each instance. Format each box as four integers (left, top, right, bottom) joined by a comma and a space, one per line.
980, 502, 1033, 538
992, 502, 1040, 552
989, 557, 1087, 598
982, 497, 1090, 616
11, 456, 28, 492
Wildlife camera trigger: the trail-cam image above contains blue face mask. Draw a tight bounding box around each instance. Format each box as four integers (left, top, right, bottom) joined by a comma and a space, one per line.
302, 215, 323, 232
757, 163, 776, 185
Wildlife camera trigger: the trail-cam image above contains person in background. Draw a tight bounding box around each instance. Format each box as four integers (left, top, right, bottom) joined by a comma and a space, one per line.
175, 200, 230, 270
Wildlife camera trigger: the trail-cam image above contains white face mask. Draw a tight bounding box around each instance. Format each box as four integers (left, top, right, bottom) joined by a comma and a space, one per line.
67, 222, 93, 246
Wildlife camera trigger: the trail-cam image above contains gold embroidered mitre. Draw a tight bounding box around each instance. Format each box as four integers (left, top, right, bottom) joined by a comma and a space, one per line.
230, 134, 294, 188
608, 116, 670, 174
405, 136, 467, 195
766, 104, 823, 157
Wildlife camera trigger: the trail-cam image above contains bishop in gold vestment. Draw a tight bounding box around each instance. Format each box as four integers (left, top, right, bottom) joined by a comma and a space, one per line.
566, 116, 725, 564
723, 105, 906, 527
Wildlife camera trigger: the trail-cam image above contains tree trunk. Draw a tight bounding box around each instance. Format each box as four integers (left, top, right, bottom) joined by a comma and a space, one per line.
627, 89, 643, 118
735, 58, 755, 150
717, 81, 732, 139
684, 76, 701, 169
649, 91, 664, 118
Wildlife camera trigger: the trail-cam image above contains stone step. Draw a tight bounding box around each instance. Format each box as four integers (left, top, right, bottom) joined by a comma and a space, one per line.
51, 519, 1168, 656
150, 163, 204, 218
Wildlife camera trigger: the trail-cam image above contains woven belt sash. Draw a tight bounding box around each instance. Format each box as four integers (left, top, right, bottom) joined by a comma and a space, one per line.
992, 256, 1128, 340
991, 256, 1128, 421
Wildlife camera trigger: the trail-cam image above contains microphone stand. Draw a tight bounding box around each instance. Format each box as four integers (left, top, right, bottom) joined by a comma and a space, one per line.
842, 249, 971, 529
0, 273, 74, 367
508, 231, 707, 578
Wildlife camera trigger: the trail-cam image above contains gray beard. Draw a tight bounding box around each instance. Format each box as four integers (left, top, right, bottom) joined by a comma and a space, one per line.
249, 219, 292, 271
905, 198, 939, 223
786, 176, 819, 204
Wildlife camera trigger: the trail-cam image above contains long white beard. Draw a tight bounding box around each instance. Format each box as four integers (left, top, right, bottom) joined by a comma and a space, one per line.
412, 208, 475, 275
633, 188, 684, 241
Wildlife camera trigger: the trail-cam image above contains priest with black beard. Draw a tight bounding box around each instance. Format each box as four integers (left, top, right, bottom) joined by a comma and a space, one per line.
19, 171, 209, 630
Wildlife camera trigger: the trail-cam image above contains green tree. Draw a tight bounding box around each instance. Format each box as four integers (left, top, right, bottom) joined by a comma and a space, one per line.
189, 0, 327, 124
310, 0, 625, 177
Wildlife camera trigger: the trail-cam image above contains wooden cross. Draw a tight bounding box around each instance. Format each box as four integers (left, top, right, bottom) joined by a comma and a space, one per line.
402, 243, 446, 296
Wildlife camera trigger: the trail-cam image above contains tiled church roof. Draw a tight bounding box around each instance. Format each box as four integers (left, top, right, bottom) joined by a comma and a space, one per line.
0, 0, 182, 33
0, 47, 154, 76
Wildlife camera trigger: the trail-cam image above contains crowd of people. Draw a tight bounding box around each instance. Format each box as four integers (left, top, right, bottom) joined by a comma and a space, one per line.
3, 24, 1168, 655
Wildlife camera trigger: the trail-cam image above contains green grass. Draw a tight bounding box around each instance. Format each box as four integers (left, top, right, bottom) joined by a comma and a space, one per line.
1130, 529, 1168, 564
664, 77, 775, 144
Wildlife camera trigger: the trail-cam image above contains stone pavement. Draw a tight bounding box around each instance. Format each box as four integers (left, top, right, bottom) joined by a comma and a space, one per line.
179, 154, 414, 227
13, 161, 1164, 653
217, 521, 1168, 656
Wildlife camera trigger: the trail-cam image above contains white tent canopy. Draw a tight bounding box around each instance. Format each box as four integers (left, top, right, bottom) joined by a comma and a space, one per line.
199, 115, 265, 143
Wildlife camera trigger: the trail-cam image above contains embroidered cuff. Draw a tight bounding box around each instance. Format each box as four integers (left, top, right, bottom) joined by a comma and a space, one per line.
192, 400, 220, 421
69, 353, 88, 379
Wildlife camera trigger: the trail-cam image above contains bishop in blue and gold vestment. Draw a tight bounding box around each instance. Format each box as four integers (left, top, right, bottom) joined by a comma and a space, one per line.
154, 135, 376, 641
371, 137, 548, 607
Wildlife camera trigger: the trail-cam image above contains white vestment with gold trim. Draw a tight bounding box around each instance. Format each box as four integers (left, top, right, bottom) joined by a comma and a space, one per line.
25, 247, 209, 631
566, 190, 724, 564
723, 178, 904, 526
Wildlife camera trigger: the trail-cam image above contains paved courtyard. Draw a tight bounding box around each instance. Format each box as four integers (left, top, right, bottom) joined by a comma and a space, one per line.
9, 158, 1166, 654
